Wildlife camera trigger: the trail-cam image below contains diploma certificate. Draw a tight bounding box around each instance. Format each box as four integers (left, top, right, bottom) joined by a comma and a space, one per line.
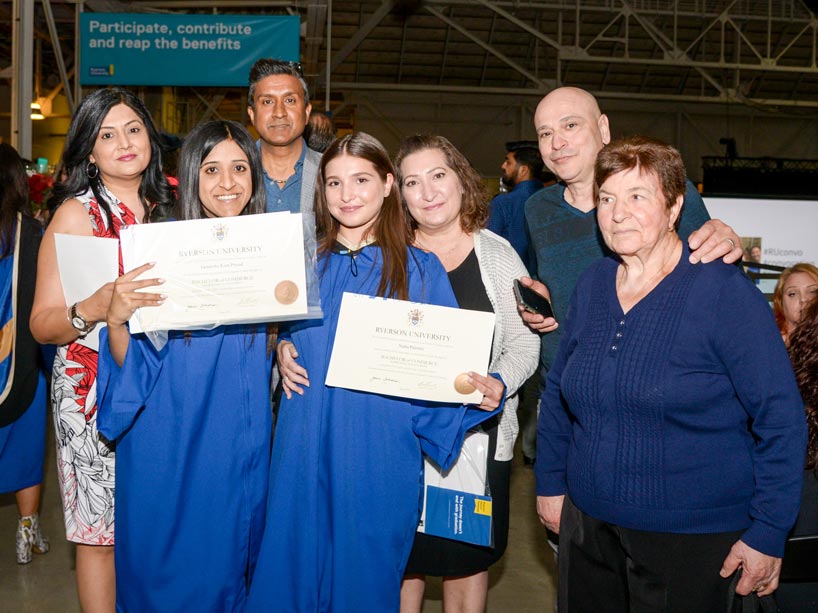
325, 292, 495, 404
120, 213, 308, 332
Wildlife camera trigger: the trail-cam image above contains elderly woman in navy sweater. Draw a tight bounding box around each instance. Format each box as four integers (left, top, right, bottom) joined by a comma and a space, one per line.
535, 135, 806, 611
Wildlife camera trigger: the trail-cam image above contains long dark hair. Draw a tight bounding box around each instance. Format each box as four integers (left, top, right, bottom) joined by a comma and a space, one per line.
48, 87, 173, 222
315, 132, 413, 300
175, 121, 266, 221
0, 144, 31, 258
788, 297, 818, 470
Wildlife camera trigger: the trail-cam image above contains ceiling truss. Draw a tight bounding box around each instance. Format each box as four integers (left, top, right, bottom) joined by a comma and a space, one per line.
5, 0, 818, 155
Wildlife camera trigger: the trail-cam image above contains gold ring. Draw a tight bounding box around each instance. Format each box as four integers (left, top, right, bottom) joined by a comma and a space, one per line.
726, 238, 736, 249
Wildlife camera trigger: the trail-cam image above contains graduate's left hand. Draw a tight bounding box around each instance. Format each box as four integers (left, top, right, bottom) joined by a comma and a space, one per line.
468, 372, 505, 411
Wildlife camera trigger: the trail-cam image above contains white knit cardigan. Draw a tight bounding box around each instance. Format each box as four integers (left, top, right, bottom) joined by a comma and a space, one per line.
472, 230, 540, 461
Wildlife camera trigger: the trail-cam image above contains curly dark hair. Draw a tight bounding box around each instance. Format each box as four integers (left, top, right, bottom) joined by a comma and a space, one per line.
788, 296, 818, 470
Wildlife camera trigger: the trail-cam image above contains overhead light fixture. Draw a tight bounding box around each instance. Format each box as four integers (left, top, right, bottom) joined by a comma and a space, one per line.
30, 100, 45, 120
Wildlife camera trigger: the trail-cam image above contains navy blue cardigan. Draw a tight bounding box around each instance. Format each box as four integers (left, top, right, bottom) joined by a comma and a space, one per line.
535, 245, 807, 557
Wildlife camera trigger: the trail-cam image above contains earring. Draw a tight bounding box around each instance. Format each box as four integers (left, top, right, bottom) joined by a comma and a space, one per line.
86, 161, 99, 179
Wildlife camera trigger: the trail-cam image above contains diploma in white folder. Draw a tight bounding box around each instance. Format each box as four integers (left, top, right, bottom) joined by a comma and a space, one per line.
54, 233, 119, 351
325, 292, 496, 404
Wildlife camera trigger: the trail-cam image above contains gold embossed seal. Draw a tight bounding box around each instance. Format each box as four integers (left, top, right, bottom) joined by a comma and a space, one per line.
454, 373, 476, 395
274, 280, 299, 305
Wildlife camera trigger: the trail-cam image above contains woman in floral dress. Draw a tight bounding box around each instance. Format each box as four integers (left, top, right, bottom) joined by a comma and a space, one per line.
30, 87, 172, 612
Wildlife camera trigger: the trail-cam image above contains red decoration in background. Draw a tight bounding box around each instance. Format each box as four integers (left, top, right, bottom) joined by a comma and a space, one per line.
28, 173, 54, 213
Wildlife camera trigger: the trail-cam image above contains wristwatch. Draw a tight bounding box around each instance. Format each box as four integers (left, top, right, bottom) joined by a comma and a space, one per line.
69, 302, 96, 337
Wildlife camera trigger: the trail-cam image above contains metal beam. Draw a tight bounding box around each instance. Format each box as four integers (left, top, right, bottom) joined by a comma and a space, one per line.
11, 0, 34, 159
41, 0, 75, 113
330, 80, 818, 109
191, 90, 226, 124
303, 0, 328, 71
618, 0, 726, 96
318, 0, 397, 83
475, 0, 561, 52
424, 5, 552, 89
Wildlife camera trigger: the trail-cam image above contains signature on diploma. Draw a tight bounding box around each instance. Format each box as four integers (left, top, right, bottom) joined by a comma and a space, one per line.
370, 375, 399, 385
417, 380, 436, 390
188, 303, 216, 311
238, 296, 260, 306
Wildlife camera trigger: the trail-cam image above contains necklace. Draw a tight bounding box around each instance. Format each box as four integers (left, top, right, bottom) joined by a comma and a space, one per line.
270, 177, 289, 185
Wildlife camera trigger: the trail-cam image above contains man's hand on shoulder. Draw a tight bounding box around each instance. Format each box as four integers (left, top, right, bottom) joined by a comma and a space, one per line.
687, 219, 743, 264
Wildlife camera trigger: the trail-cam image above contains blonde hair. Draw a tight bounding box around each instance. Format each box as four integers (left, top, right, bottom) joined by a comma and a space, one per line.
773, 262, 818, 336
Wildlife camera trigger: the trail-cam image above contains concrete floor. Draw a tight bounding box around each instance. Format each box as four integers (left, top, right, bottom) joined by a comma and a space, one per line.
0, 421, 556, 612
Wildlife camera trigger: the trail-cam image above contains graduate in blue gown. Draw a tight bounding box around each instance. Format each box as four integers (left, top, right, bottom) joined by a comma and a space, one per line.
97, 121, 274, 612
246, 133, 503, 612
0, 143, 49, 565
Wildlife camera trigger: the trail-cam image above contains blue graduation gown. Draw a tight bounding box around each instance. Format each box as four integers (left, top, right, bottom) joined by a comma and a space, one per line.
97, 325, 273, 613
0, 374, 47, 493
247, 246, 500, 613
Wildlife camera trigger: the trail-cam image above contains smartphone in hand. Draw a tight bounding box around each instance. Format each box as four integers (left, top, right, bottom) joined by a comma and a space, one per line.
513, 279, 555, 320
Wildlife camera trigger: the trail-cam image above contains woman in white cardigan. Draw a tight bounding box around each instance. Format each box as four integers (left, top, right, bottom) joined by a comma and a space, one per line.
396, 134, 540, 613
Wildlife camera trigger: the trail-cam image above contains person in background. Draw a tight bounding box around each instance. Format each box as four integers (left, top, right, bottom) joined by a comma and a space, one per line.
536, 136, 806, 610
304, 110, 337, 153
772, 263, 818, 345
397, 134, 540, 613
487, 139, 551, 468
744, 243, 763, 285
778, 296, 818, 612
488, 140, 547, 273
248, 132, 500, 612
97, 120, 274, 612
0, 143, 49, 565
29, 87, 172, 612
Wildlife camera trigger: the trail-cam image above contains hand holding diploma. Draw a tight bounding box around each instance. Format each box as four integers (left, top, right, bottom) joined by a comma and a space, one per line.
466, 372, 505, 411
106, 262, 165, 365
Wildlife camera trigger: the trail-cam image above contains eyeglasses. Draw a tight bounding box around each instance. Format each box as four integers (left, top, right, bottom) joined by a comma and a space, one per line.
283, 60, 303, 76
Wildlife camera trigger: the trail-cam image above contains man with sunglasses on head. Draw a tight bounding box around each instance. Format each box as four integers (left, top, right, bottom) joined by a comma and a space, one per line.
248, 58, 323, 317
248, 57, 322, 239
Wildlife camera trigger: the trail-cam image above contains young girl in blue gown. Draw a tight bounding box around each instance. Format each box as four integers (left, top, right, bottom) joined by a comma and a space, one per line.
247, 132, 501, 612
97, 120, 274, 612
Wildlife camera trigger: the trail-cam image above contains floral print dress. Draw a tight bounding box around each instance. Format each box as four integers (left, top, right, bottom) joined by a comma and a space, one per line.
52, 188, 135, 544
